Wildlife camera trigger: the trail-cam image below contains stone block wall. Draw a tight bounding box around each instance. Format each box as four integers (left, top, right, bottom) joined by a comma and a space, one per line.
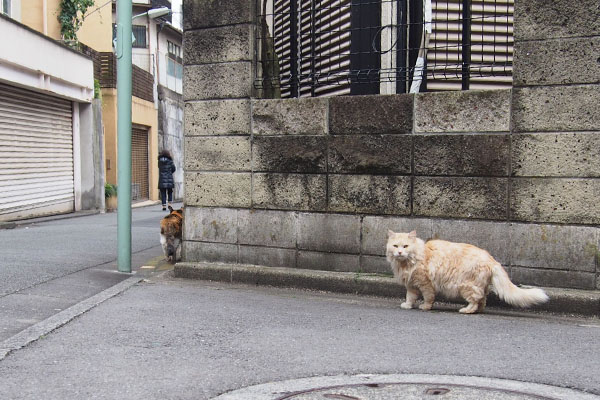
182, 0, 600, 290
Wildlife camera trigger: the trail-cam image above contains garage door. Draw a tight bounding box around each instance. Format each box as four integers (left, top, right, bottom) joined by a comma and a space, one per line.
0, 83, 74, 221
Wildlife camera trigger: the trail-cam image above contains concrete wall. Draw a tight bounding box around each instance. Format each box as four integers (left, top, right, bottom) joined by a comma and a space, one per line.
182, 0, 600, 290
158, 85, 184, 199
77, 0, 114, 52
78, 100, 105, 211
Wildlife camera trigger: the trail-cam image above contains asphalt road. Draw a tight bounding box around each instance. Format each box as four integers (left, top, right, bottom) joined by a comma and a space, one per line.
0, 204, 178, 340
0, 274, 598, 400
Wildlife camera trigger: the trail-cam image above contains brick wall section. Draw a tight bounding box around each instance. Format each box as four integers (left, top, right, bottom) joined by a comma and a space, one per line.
182, 0, 600, 290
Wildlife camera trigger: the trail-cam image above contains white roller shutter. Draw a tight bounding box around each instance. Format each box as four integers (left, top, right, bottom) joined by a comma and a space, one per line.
0, 83, 75, 221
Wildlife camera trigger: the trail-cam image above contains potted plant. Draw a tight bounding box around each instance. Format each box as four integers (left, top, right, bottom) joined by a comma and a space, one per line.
105, 183, 118, 211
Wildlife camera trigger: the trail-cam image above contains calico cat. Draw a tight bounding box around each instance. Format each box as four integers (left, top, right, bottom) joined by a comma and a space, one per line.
386, 230, 549, 314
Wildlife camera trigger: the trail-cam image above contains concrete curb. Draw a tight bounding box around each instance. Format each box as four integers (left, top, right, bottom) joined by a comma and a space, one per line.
0, 210, 100, 230
0, 275, 143, 361
174, 262, 600, 317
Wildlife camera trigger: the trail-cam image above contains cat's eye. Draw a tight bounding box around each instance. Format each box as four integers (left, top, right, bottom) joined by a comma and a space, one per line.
403, 245, 409, 248
393, 245, 398, 248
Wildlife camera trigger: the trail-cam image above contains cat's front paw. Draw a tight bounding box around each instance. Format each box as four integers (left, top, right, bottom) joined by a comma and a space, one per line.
419, 303, 433, 311
400, 302, 414, 309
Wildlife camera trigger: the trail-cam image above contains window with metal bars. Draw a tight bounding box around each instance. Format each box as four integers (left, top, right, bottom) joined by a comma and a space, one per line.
255, 0, 513, 97
112, 24, 148, 49
131, 127, 149, 201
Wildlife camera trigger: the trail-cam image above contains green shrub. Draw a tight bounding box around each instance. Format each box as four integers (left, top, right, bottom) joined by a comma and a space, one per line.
105, 183, 117, 199
58, 0, 95, 41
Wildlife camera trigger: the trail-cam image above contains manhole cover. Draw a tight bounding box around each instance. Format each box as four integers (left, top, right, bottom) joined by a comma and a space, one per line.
212, 374, 600, 400
276, 382, 550, 399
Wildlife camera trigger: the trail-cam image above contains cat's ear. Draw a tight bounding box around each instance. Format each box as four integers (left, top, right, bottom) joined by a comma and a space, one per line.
387, 229, 395, 238
408, 230, 417, 239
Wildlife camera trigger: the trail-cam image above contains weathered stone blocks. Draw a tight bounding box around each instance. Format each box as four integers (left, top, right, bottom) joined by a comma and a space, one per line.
512, 85, 600, 132
510, 223, 598, 273
237, 209, 296, 248
252, 173, 326, 211
328, 135, 412, 174
431, 219, 510, 265
414, 90, 511, 133
514, 37, 600, 87
329, 94, 413, 135
183, 63, 252, 100
185, 137, 251, 171
511, 267, 596, 290
414, 134, 510, 176
252, 98, 328, 135
183, 241, 238, 264
510, 178, 600, 224
238, 245, 296, 269
297, 213, 361, 253
514, 0, 600, 41
328, 175, 411, 215
184, 24, 253, 65
253, 136, 327, 173
413, 177, 508, 220
184, 100, 250, 136
185, 172, 251, 207
512, 133, 600, 177
360, 255, 391, 275
183, 0, 253, 31
184, 207, 237, 243
297, 251, 360, 272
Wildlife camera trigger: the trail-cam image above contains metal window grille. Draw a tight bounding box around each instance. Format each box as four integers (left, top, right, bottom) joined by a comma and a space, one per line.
131, 127, 149, 201
255, 0, 513, 97
112, 24, 148, 48
132, 25, 148, 48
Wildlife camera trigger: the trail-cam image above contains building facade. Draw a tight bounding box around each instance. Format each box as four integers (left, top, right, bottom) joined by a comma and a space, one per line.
13, 0, 184, 205
0, 13, 102, 221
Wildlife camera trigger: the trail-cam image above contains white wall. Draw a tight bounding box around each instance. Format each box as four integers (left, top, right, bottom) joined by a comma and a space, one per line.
0, 16, 94, 102
156, 26, 182, 93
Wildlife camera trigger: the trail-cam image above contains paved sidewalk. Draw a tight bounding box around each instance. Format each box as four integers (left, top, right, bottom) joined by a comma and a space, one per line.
0, 202, 179, 342
0, 272, 598, 400
175, 262, 600, 317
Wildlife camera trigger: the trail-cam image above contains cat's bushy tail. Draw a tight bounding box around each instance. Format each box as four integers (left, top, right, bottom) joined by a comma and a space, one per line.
491, 264, 549, 308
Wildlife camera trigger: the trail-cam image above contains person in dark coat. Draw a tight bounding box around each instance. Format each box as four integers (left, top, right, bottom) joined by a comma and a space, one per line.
158, 150, 176, 211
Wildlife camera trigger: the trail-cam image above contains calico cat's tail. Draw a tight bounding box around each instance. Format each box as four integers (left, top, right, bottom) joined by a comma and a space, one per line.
491, 264, 549, 308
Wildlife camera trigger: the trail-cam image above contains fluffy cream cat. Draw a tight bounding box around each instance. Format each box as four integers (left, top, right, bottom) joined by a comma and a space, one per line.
386, 230, 549, 314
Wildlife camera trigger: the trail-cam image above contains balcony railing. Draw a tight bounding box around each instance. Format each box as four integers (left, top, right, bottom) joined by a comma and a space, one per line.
98, 52, 154, 102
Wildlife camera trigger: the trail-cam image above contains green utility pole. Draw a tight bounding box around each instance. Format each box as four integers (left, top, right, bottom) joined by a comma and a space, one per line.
116, 0, 132, 273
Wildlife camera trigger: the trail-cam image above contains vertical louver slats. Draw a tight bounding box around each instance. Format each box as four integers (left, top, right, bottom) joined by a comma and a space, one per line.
272, 0, 352, 98
426, 0, 513, 91
267, 0, 513, 96
0, 83, 74, 221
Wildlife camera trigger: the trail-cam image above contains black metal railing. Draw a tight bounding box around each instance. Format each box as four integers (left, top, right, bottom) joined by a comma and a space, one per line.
255, 0, 513, 98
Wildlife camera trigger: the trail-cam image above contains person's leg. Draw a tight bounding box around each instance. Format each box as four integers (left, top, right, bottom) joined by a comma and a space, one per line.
167, 188, 173, 206
160, 189, 167, 210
